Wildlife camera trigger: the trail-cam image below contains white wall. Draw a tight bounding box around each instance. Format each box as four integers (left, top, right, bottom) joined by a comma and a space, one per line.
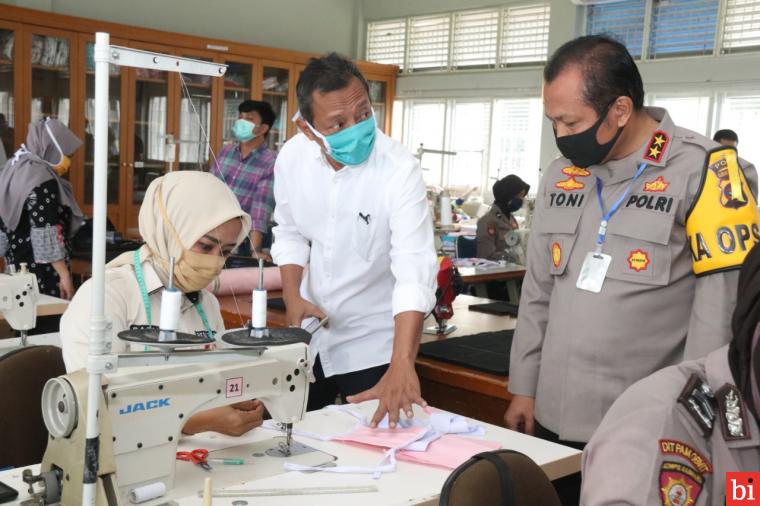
1, 0, 359, 56
360, 0, 760, 175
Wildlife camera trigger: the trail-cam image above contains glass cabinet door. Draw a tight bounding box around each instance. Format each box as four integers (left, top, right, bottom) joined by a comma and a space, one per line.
84, 41, 121, 205
178, 56, 213, 171
30, 32, 71, 125
131, 66, 169, 204
261, 65, 289, 152
368, 80, 387, 133
222, 61, 252, 143
0, 27, 15, 157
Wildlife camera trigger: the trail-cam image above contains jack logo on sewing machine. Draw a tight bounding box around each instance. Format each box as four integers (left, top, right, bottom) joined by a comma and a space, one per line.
118, 398, 170, 415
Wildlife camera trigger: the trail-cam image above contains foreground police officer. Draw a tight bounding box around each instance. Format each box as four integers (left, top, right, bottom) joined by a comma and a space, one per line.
582, 243, 760, 505
506, 34, 760, 452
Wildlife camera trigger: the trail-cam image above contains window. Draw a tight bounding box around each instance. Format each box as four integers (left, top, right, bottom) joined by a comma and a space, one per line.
489, 99, 543, 193
452, 9, 499, 68
366, 19, 407, 68
649, 0, 719, 58
586, 0, 646, 57
408, 101, 447, 185
391, 100, 404, 142
649, 95, 711, 135
718, 94, 760, 169
501, 3, 551, 65
408, 15, 451, 71
366, 4, 551, 72
448, 102, 492, 188
722, 0, 760, 53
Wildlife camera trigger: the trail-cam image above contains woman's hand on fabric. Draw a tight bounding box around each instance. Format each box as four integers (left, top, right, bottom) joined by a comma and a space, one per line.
347, 358, 426, 428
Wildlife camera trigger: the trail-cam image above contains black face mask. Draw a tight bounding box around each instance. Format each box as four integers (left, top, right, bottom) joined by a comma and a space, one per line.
504, 198, 523, 214
554, 107, 625, 168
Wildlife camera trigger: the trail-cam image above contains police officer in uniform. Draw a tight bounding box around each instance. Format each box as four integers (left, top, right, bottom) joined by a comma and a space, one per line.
504, 35, 760, 501
476, 174, 530, 261
582, 243, 760, 506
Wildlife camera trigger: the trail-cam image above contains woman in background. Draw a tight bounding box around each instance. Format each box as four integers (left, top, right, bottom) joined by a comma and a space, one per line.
0, 118, 83, 299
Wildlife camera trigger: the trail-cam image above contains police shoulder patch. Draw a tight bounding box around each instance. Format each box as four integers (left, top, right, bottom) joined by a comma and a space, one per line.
715, 383, 752, 442
685, 147, 760, 276
676, 374, 716, 437
659, 461, 704, 506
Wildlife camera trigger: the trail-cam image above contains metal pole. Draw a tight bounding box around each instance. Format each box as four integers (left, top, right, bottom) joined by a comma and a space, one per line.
82, 31, 111, 506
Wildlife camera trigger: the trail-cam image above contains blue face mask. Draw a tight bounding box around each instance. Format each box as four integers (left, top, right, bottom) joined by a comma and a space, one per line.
304, 114, 377, 166
232, 119, 256, 142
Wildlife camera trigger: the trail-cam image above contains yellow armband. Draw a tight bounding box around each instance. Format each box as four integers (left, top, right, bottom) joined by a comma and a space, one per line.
686, 147, 760, 276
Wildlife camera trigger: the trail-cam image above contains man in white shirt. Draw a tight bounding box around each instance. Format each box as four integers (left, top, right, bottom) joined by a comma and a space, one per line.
271, 53, 437, 427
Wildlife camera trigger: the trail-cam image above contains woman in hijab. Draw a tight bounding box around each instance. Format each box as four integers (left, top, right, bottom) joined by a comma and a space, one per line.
60, 171, 264, 436
475, 174, 530, 300
476, 174, 530, 261
0, 118, 84, 299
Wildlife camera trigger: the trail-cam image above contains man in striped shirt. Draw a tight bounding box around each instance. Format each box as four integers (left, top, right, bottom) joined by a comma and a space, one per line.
212, 100, 276, 256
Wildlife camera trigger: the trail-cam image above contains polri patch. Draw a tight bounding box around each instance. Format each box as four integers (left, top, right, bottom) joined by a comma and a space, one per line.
644, 130, 670, 163
715, 384, 752, 442
676, 374, 716, 438
645, 176, 670, 193
554, 177, 585, 191
659, 461, 704, 506
551, 242, 562, 268
659, 439, 712, 474
561, 166, 591, 177
628, 249, 650, 272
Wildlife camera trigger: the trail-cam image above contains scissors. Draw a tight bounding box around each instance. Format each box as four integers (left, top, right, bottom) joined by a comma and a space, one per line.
176, 449, 212, 471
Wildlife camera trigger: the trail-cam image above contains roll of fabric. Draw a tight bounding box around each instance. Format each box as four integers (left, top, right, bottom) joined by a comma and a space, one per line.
207, 267, 282, 295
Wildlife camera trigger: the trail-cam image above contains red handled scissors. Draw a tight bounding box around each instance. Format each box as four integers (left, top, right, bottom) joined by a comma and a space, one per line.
176, 448, 212, 471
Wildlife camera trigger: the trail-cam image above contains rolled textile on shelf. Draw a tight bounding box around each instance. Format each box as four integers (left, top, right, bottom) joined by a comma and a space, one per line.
207, 267, 282, 295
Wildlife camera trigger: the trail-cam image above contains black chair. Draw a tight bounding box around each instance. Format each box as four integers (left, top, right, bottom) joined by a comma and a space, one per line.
440, 450, 561, 506
0, 345, 66, 468
456, 236, 478, 259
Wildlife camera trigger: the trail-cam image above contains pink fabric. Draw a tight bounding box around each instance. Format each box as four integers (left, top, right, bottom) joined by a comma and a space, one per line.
397, 434, 501, 469
336, 425, 429, 449
207, 267, 282, 295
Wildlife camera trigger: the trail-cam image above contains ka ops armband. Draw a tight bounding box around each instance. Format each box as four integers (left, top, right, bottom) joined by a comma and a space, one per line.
686, 147, 760, 276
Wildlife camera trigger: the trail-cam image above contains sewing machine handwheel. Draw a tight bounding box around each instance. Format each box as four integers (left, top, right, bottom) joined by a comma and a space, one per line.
117, 328, 215, 348
221, 327, 311, 347
42, 377, 77, 438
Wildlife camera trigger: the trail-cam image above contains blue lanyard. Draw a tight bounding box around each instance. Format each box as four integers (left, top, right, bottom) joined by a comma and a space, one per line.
595, 163, 648, 251
132, 249, 215, 338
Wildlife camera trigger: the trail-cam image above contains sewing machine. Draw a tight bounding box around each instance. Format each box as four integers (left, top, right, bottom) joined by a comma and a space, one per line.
504, 229, 530, 267
22, 341, 310, 505
424, 256, 463, 335
0, 266, 39, 345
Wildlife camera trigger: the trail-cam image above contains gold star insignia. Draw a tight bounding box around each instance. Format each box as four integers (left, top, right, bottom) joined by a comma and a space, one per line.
649, 146, 662, 158
653, 134, 666, 147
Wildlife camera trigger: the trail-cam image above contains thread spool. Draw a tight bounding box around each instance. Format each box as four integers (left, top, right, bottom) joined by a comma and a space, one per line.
159, 289, 182, 336
440, 194, 452, 226
128, 481, 166, 504
203, 477, 213, 506
251, 289, 267, 329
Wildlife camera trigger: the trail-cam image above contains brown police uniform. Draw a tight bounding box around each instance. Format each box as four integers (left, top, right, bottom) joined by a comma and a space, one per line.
582, 345, 760, 506
476, 206, 517, 260
509, 107, 760, 443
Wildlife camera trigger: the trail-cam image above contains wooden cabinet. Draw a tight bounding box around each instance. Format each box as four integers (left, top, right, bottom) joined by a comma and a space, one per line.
0, 5, 398, 237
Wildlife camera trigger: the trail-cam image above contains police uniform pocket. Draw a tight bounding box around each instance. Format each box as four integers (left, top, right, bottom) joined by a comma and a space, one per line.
605, 197, 678, 286
538, 208, 583, 276
353, 211, 375, 261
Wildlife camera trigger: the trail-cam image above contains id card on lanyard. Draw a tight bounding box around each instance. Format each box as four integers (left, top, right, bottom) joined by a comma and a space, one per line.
576, 163, 648, 293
